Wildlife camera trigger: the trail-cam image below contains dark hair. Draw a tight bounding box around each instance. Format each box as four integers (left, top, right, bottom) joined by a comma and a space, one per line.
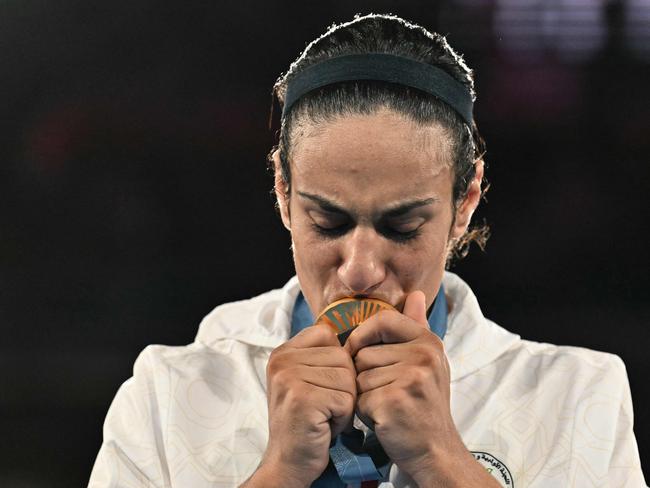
270, 13, 489, 263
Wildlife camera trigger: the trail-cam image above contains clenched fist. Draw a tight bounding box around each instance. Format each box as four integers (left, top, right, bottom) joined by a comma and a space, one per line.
345, 291, 501, 487
246, 324, 356, 488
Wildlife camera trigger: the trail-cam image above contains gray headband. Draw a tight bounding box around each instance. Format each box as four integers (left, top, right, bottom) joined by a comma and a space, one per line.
282, 53, 474, 126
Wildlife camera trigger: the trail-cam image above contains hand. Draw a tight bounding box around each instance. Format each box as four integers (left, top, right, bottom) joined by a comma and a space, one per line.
256, 324, 356, 488
345, 291, 495, 486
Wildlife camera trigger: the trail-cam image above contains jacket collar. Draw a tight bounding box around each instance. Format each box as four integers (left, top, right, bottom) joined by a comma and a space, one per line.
195, 272, 520, 382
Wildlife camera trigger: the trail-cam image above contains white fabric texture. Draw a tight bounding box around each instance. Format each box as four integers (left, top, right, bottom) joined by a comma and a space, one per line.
88, 272, 647, 487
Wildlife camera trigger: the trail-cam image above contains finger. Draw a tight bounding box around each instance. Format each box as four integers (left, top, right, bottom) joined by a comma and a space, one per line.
308, 385, 356, 438
268, 348, 355, 384
300, 366, 357, 396
355, 340, 446, 375
356, 364, 398, 393
353, 344, 402, 372
285, 346, 355, 369
286, 323, 340, 348
402, 290, 428, 327
356, 385, 390, 429
345, 311, 423, 356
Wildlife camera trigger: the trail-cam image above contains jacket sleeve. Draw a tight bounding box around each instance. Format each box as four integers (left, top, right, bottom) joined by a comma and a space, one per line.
570, 354, 647, 487
88, 346, 171, 488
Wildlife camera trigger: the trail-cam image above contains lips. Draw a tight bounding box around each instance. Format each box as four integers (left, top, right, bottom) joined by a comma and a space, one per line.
326, 293, 397, 309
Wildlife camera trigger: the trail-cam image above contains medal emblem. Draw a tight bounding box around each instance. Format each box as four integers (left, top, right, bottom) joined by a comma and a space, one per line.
316, 297, 395, 344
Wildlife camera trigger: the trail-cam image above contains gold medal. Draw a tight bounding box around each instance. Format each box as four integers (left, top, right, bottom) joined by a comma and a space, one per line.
315, 297, 396, 344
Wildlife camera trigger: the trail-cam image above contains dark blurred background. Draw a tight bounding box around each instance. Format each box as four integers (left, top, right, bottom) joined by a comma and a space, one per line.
1, 1, 648, 486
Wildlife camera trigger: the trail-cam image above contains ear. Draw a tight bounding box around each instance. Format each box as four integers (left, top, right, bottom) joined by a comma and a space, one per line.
450, 159, 484, 239
272, 149, 292, 231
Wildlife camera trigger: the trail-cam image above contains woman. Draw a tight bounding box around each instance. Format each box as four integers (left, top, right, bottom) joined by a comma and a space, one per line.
89, 14, 646, 488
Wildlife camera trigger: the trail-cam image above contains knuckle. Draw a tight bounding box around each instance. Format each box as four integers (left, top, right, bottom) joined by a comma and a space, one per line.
374, 421, 390, 438
284, 383, 308, 407
342, 391, 355, 411
355, 347, 367, 360
414, 343, 439, 366
422, 339, 448, 370
409, 366, 430, 385
303, 410, 322, 427
267, 351, 289, 376
427, 333, 445, 353
331, 390, 353, 409
272, 366, 295, 386
356, 370, 370, 391
330, 390, 344, 405
416, 349, 435, 367
354, 348, 369, 366
433, 351, 448, 371
266, 356, 280, 376
311, 325, 338, 344
356, 368, 367, 383
283, 384, 297, 403
382, 388, 404, 410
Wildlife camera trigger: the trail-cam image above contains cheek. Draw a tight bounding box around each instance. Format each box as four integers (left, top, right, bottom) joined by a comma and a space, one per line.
290, 222, 339, 276
388, 228, 449, 289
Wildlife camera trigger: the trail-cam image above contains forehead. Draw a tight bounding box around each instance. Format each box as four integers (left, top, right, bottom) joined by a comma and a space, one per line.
289, 109, 454, 207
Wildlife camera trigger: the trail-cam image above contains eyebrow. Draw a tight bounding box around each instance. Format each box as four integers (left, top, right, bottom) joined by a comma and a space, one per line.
297, 191, 438, 217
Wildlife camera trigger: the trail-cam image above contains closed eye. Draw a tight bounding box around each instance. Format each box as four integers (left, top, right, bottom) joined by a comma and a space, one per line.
311, 222, 421, 243
380, 226, 422, 243
379, 217, 425, 243
310, 222, 351, 238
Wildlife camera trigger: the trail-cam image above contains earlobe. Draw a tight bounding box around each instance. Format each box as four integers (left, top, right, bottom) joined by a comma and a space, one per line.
272, 150, 292, 231
450, 159, 484, 238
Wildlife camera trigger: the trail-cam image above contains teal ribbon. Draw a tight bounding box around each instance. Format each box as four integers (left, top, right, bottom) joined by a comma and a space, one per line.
290, 287, 448, 486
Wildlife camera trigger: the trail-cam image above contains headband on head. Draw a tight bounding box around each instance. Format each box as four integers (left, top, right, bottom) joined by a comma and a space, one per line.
282, 53, 474, 127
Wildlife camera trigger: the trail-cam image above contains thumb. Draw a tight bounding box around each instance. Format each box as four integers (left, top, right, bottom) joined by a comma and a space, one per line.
402, 290, 428, 327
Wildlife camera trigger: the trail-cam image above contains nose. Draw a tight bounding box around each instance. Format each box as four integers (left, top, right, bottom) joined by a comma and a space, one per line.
337, 226, 387, 295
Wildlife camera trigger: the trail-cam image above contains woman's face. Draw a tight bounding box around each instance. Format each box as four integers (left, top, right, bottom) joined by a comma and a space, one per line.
275, 108, 482, 316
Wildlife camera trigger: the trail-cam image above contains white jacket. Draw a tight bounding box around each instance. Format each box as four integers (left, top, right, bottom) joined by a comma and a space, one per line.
88, 272, 646, 487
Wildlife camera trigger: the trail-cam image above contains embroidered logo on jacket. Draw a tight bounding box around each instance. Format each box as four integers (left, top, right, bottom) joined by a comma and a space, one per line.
471, 451, 514, 487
